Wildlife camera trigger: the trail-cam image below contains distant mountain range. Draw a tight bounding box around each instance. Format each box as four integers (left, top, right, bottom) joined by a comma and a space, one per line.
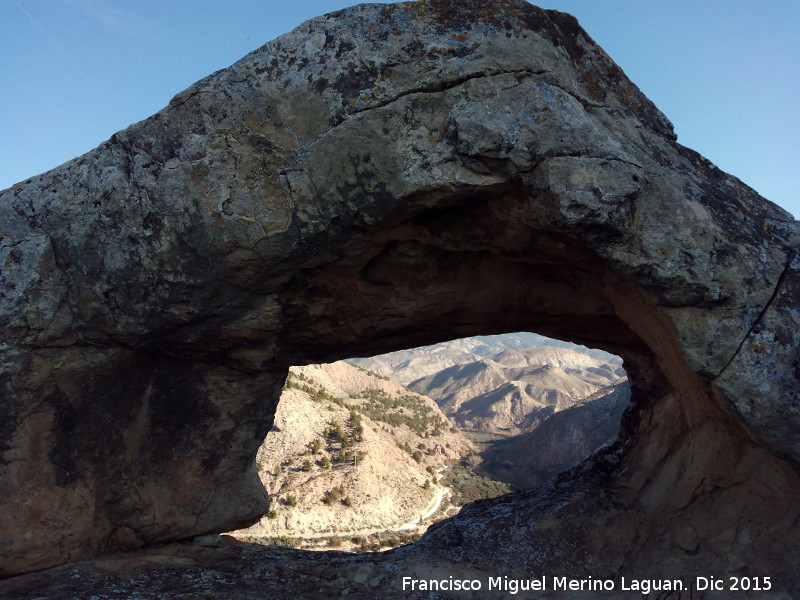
349, 332, 620, 386
352, 333, 629, 490
409, 345, 625, 434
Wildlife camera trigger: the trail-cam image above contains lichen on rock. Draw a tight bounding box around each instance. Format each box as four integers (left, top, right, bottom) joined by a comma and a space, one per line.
1, 0, 799, 596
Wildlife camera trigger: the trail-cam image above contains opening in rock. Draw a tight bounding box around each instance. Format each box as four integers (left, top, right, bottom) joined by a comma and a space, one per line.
230, 332, 628, 553
3, 1, 799, 593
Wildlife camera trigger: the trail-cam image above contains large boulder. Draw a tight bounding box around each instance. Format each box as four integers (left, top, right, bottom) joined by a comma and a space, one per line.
1, 0, 798, 594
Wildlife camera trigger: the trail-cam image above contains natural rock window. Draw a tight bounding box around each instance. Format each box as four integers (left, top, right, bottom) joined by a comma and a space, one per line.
231, 333, 629, 552
1, 1, 798, 596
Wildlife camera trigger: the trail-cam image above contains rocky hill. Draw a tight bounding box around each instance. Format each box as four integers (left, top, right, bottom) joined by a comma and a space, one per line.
409, 345, 626, 434
478, 382, 631, 489
350, 337, 630, 492
4, 0, 799, 594
232, 362, 473, 542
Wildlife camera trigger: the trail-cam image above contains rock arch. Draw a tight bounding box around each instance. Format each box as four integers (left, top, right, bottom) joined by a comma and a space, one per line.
1, 0, 799, 593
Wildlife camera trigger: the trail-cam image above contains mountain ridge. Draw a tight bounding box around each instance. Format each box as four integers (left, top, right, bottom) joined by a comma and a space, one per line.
409, 345, 626, 434
348, 332, 621, 386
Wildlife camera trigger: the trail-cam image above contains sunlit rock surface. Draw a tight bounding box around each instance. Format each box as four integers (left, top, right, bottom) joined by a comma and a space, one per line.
1, 0, 799, 596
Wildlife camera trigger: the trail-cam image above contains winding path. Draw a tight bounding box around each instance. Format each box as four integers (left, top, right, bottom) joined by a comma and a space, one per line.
263, 467, 452, 542
398, 474, 450, 530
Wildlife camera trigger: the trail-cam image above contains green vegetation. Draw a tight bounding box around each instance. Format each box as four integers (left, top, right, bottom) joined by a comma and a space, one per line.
348, 363, 391, 381
284, 372, 345, 406
397, 441, 428, 464
322, 485, 347, 505
284, 371, 449, 439
462, 431, 510, 445
283, 494, 298, 507
267, 535, 298, 548
443, 462, 513, 506
326, 422, 345, 444
350, 410, 364, 441
355, 531, 422, 552
322, 414, 366, 467
355, 389, 448, 437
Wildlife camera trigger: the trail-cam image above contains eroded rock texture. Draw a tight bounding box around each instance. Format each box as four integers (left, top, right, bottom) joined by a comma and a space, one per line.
2, 0, 799, 595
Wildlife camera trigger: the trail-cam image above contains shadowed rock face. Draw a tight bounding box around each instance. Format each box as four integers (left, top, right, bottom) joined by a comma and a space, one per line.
1, 0, 799, 594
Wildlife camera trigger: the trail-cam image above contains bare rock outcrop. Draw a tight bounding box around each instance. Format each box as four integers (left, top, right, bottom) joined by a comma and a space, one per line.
1, 0, 799, 596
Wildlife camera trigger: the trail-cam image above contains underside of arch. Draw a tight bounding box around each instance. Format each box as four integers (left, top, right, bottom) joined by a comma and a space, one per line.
1, 0, 799, 595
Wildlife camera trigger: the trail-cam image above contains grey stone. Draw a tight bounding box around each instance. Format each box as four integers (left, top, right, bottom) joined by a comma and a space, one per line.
1, 0, 798, 595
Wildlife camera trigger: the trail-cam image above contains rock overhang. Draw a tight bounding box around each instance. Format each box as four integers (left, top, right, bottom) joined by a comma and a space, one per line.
0, 0, 799, 594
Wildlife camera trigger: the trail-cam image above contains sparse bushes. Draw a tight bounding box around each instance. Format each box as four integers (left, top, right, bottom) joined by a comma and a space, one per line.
354, 390, 447, 437
283, 494, 298, 507
327, 423, 345, 444
268, 535, 298, 548
350, 531, 421, 553
286, 373, 450, 440
350, 411, 364, 442
322, 485, 347, 505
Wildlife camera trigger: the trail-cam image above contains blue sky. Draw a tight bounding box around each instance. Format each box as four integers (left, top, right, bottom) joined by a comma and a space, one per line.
2, 0, 798, 218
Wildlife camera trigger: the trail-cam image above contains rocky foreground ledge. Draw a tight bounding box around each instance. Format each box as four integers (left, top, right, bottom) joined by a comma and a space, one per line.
1, 0, 799, 597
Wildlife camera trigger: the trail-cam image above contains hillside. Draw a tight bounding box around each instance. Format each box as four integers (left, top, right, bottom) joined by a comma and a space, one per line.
478, 382, 631, 489
231, 361, 473, 543
409, 346, 626, 434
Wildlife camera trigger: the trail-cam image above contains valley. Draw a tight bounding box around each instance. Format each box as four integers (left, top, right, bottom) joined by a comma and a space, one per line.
232, 333, 628, 551
230, 361, 475, 551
